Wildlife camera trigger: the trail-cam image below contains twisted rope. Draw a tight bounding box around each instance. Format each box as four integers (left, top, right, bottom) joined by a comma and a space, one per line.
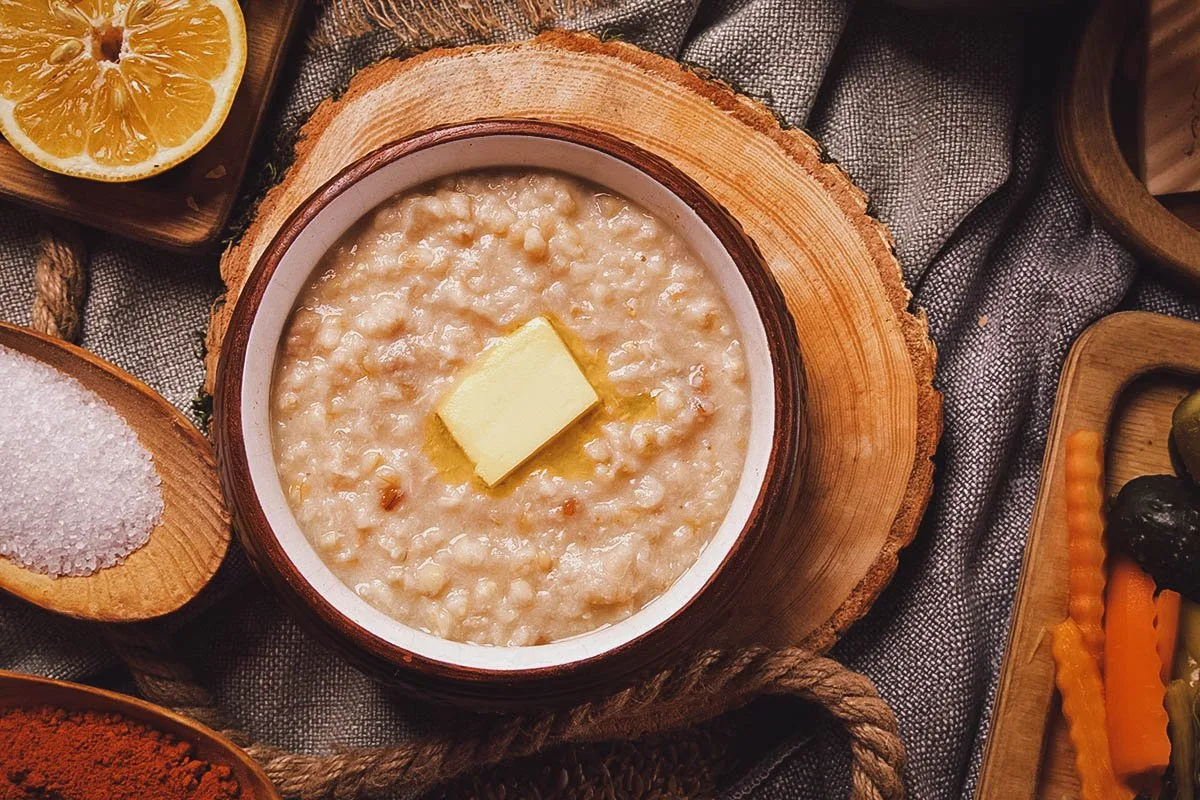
32, 219, 905, 800
104, 626, 244, 741
30, 220, 87, 342
106, 626, 905, 800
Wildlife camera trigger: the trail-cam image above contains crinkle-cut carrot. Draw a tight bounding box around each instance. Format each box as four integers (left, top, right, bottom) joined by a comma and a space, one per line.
1052, 619, 1134, 800
1066, 429, 1108, 666
1156, 589, 1182, 684
1105, 556, 1171, 785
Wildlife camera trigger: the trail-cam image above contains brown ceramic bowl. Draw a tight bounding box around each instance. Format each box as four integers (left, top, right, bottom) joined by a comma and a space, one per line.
214, 120, 804, 707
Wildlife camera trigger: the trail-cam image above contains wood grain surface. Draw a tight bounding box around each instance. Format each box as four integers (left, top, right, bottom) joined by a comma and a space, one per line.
0, 670, 279, 800
0, 322, 229, 621
0, 0, 303, 252
976, 311, 1200, 800
205, 31, 942, 654
1140, 0, 1200, 196
1058, 0, 1200, 289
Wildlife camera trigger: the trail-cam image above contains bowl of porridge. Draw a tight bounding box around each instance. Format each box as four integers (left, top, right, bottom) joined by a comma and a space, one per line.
214, 120, 803, 704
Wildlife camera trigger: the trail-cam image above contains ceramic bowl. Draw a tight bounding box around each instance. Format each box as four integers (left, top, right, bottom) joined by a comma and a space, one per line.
214, 120, 804, 706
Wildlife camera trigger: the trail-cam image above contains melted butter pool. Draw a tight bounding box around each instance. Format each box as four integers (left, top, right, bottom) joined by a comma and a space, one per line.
422, 317, 655, 496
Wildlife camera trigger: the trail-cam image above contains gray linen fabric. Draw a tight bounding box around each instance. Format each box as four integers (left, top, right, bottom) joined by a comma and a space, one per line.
3, 0, 1200, 796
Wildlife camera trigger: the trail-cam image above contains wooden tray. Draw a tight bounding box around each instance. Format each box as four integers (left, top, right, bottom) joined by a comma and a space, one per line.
205, 31, 943, 653
0, 0, 303, 252
977, 311, 1200, 799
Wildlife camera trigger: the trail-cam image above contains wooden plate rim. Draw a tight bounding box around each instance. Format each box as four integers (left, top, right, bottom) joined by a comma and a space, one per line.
1055, 0, 1200, 289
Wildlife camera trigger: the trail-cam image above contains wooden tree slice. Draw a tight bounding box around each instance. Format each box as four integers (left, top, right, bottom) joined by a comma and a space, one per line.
207, 31, 941, 651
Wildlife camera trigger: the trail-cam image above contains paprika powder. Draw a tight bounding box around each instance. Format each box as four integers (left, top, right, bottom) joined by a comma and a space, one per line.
0, 705, 244, 800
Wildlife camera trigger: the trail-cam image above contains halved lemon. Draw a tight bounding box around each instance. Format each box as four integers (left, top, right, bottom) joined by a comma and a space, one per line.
0, 0, 246, 182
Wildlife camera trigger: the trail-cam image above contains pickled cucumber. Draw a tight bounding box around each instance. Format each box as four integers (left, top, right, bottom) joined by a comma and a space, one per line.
1174, 389, 1200, 482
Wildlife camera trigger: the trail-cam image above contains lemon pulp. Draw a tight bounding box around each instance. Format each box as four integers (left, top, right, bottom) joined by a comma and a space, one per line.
0, 0, 247, 182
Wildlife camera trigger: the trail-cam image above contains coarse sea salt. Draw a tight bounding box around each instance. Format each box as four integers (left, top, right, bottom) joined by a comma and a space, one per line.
0, 344, 163, 577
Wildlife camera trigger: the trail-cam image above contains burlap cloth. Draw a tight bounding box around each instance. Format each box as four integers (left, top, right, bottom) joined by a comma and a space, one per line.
4, 0, 1200, 796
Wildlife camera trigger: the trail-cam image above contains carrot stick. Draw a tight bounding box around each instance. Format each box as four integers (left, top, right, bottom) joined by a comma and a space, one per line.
1066, 430, 1108, 666
1105, 556, 1171, 785
1156, 589, 1182, 684
1052, 619, 1134, 800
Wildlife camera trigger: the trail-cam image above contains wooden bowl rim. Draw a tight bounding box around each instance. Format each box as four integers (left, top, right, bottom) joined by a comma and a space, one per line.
214, 118, 804, 687
0, 669, 280, 799
0, 321, 229, 621
1056, 0, 1200, 289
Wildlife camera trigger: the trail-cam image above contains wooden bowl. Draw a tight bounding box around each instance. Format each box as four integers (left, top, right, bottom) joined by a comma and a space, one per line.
0, 322, 229, 621
0, 670, 280, 799
214, 120, 805, 706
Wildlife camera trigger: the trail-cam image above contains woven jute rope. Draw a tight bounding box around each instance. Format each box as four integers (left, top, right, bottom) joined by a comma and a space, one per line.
106, 624, 905, 800
32, 226, 907, 799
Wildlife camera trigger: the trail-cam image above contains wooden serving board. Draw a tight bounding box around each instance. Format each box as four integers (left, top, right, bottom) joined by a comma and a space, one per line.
977, 311, 1200, 799
0, 0, 303, 252
206, 32, 942, 652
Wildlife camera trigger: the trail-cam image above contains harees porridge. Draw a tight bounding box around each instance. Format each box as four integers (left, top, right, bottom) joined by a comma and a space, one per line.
271, 169, 750, 647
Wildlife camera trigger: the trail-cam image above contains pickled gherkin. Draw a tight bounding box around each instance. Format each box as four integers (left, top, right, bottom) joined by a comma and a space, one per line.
1175, 389, 1200, 483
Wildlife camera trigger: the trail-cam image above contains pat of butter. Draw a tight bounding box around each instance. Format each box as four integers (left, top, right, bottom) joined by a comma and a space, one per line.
436, 317, 600, 486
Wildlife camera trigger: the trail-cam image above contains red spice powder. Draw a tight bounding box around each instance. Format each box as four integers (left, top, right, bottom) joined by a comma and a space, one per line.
0, 705, 243, 800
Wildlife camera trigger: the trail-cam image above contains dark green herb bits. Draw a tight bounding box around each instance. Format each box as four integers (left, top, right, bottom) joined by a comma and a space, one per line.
1109, 475, 1200, 602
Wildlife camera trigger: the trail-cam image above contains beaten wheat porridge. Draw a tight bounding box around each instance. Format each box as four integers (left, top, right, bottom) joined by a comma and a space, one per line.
271, 170, 750, 646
